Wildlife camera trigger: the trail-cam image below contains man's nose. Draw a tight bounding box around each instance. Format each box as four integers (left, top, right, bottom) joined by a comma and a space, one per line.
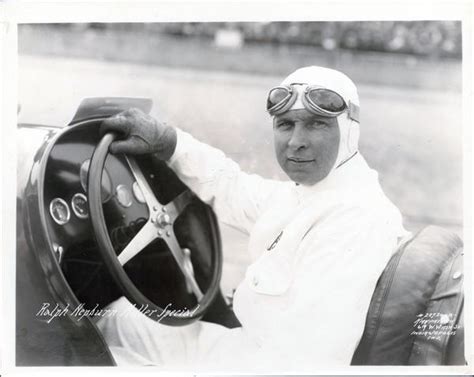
288, 125, 308, 150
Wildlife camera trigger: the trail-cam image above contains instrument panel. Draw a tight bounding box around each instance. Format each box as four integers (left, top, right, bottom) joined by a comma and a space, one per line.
43, 124, 150, 258
39, 122, 204, 313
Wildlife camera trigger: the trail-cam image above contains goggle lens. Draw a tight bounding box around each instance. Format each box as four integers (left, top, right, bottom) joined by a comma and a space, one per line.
266, 84, 358, 122
267, 87, 291, 110
306, 88, 346, 113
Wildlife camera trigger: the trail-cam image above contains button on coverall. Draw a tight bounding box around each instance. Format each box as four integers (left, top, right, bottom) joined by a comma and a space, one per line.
97, 129, 408, 371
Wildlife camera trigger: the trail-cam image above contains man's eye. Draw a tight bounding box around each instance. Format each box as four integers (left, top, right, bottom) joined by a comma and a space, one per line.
277, 122, 293, 130
310, 122, 328, 129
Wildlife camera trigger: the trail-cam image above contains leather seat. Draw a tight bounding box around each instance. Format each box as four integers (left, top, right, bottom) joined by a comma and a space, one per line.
351, 226, 464, 365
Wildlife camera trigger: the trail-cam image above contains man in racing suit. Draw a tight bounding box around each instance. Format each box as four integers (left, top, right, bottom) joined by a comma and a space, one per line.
97, 66, 408, 371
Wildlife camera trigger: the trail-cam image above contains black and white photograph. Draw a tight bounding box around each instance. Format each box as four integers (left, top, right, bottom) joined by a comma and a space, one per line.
1, 1, 472, 374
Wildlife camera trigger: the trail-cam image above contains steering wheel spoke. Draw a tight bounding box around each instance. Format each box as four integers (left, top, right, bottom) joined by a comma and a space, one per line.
161, 228, 203, 300
125, 156, 162, 211
165, 189, 195, 219
117, 220, 158, 266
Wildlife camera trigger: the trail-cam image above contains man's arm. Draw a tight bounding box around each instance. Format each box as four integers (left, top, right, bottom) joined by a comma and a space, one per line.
101, 109, 284, 235
167, 129, 284, 235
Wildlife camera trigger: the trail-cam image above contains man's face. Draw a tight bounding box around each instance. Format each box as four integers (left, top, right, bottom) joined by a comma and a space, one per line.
273, 109, 340, 185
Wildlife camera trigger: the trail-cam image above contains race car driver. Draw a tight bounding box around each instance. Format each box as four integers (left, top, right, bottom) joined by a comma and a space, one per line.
97, 66, 409, 370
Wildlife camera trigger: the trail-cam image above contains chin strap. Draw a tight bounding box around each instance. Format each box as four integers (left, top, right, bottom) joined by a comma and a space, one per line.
335, 151, 358, 169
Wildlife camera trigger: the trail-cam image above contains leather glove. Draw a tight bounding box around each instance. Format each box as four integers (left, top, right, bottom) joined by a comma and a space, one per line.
100, 108, 177, 161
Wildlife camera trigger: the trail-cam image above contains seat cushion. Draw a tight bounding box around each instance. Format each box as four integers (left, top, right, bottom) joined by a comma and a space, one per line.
351, 226, 463, 365
409, 244, 464, 365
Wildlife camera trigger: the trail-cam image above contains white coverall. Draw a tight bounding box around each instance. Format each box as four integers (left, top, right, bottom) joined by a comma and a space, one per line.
97, 129, 408, 371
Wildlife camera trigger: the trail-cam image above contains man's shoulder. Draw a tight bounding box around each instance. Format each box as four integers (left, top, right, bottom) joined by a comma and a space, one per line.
312, 192, 404, 231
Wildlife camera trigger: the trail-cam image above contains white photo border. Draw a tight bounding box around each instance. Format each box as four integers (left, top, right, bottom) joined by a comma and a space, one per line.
1, 0, 472, 375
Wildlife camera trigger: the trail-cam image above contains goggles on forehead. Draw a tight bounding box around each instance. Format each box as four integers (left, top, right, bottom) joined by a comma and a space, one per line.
266, 84, 360, 122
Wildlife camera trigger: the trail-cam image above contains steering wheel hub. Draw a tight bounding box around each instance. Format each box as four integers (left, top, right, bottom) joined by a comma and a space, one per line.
155, 213, 172, 228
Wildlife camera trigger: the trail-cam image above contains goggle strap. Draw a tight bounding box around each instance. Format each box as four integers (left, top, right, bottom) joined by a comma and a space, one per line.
348, 102, 360, 123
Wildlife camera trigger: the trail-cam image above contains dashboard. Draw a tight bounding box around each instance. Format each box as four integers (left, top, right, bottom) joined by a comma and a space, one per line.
44, 124, 149, 257
41, 121, 208, 311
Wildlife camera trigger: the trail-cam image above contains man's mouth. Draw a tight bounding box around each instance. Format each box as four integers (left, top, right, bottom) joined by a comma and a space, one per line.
287, 157, 315, 164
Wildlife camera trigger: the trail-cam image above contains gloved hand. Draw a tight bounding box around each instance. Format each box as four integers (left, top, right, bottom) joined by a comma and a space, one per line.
100, 108, 178, 161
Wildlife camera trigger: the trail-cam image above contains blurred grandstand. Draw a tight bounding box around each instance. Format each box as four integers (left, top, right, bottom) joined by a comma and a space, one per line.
66, 21, 462, 58
19, 21, 462, 91
146, 21, 461, 58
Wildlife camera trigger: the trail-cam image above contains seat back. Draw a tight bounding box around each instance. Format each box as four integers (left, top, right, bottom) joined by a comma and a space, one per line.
351, 226, 464, 365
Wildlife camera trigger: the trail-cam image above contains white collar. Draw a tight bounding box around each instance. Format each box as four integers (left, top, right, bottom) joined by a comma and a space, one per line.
293, 153, 376, 201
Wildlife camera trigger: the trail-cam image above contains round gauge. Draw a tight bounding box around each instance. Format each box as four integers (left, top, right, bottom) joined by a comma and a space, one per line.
71, 193, 89, 219
49, 198, 71, 225
132, 181, 146, 204
79, 159, 90, 192
80, 158, 113, 202
116, 184, 133, 208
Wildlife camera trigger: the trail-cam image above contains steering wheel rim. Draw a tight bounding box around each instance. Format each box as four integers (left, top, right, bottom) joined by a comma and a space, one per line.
88, 132, 222, 325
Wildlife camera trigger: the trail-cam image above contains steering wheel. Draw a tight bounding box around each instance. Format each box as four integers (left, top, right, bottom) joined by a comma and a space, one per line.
87, 132, 222, 325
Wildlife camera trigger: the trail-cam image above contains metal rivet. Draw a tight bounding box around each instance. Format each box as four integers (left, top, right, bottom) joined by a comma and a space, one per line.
153, 206, 158, 211
162, 207, 167, 213
166, 231, 171, 237
453, 271, 462, 279
151, 218, 155, 223
157, 230, 162, 236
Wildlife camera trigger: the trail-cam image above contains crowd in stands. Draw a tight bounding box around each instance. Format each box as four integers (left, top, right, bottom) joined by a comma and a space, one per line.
82, 21, 462, 58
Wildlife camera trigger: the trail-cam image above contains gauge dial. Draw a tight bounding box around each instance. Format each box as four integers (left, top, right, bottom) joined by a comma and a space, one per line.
71, 193, 89, 219
80, 158, 113, 202
116, 184, 132, 208
49, 198, 71, 225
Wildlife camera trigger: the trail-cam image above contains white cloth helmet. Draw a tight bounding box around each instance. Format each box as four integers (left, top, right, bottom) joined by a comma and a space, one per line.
279, 66, 360, 170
